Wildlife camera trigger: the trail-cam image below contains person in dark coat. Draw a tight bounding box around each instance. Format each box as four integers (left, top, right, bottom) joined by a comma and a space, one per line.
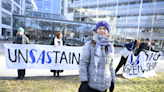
135, 38, 159, 54
13, 27, 30, 79
50, 32, 65, 77
115, 40, 139, 74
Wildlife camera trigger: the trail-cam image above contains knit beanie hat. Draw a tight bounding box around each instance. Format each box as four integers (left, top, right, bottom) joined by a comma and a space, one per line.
146, 38, 150, 41
17, 27, 24, 33
95, 21, 110, 33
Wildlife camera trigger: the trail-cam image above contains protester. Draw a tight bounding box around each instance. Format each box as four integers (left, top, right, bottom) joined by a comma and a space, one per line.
50, 32, 65, 77
79, 21, 116, 92
13, 27, 30, 79
136, 38, 159, 54
115, 40, 139, 74
86, 29, 96, 42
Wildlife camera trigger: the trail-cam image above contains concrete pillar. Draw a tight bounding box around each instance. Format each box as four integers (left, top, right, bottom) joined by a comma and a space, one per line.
0, 0, 2, 37
161, 40, 163, 47
158, 40, 160, 47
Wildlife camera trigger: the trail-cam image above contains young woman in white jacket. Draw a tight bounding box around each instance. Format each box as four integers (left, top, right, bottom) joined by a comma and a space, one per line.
50, 32, 65, 77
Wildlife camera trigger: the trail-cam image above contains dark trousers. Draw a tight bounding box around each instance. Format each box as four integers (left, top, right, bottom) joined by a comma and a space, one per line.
115, 56, 128, 73
50, 70, 63, 76
18, 69, 25, 77
110, 82, 114, 92
88, 87, 107, 92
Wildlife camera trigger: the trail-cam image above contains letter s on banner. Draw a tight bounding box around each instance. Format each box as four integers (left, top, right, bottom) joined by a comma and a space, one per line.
29, 49, 37, 63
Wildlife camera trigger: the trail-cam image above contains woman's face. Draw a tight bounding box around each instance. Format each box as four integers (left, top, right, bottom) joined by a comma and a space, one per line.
135, 41, 140, 48
59, 34, 63, 39
18, 31, 23, 35
96, 26, 109, 37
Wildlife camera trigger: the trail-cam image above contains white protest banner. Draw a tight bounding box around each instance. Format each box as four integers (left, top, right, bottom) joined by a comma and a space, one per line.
4, 44, 83, 70
122, 51, 162, 78
119, 47, 130, 58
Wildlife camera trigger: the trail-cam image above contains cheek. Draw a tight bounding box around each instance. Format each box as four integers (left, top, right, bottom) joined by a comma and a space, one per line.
103, 31, 108, 35
97, 30, 101, 34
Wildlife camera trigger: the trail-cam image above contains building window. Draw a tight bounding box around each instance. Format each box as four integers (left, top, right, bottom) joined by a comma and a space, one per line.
118, 2, 128, 9
117, 16, 126, 20
2, 12, 11, 25
62, 0, 64, 7
2, 0, 11, 12
141, 15, 153, 20
61, 9, 64, 15
107, 4, 116, 10
128, 16, 138, 20
142, 0, 155, 6
33, 12, 42, 17
21, 0, 23, 7
74, 18, 80, 21
26, 0, 31, 4
81, 17, 85, 21
153, 28, 164, 33
156, 0, 164, 6
13, 5, 20, 14
68, 0, 74, 4
68, 8, 73, 13
82, 0, 88, 2
14, 0, 20, 5
154, 10, 164, 19
129, 1, 140, 8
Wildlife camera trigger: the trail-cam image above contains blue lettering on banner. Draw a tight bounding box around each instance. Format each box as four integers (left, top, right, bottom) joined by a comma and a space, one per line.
29, 49, 37, 63
8, 48, 81, 65
37, 50, 45, 64
46, 51, 52, 63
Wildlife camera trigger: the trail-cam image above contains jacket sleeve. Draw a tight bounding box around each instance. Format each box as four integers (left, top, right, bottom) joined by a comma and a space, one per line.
79, 41, 91, 82
150, 47, 159, 52
13, 37, 16, 44
125, 42, 133, 51
110, 45, 116, 83
139, 43, 144, 50
50, 37, 55, 45
26, 37, 30, 44
63, 40, 65, 45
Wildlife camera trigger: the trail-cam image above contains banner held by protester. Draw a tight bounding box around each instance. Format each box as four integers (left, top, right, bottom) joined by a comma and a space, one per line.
4, 44, 83, 70
122, 51, 162, 78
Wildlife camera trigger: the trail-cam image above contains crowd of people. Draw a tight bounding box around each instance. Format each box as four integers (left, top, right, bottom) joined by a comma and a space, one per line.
12, 21, 161, 92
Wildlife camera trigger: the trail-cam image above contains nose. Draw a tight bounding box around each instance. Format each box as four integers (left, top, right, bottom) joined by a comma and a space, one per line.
100, 29, 104, 32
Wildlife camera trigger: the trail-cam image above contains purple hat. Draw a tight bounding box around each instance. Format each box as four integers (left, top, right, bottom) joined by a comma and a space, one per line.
95, 21, 110, 33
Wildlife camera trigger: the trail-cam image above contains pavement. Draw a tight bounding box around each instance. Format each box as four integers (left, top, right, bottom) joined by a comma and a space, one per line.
0, 40, 164, 78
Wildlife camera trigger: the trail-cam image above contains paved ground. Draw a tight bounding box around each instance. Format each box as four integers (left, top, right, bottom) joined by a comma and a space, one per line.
0, 40, 164, 78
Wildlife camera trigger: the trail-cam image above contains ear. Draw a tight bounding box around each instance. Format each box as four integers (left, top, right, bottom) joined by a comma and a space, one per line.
107, 32, 110, 36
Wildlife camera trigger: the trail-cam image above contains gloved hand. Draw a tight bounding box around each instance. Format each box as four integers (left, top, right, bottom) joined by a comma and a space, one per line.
78, 82, 88, 92
158, 51, 163, 56
127, 49, 132, 51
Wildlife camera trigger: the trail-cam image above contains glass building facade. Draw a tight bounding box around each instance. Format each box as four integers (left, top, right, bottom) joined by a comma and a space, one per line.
25, 0, 66, 19
13, 15, 96, 46
68, 0, 164, 49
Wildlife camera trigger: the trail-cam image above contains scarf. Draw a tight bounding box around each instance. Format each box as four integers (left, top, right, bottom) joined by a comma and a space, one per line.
15, 35, 24, 44
93, 34, 113, 82
54, 37, 63, 46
